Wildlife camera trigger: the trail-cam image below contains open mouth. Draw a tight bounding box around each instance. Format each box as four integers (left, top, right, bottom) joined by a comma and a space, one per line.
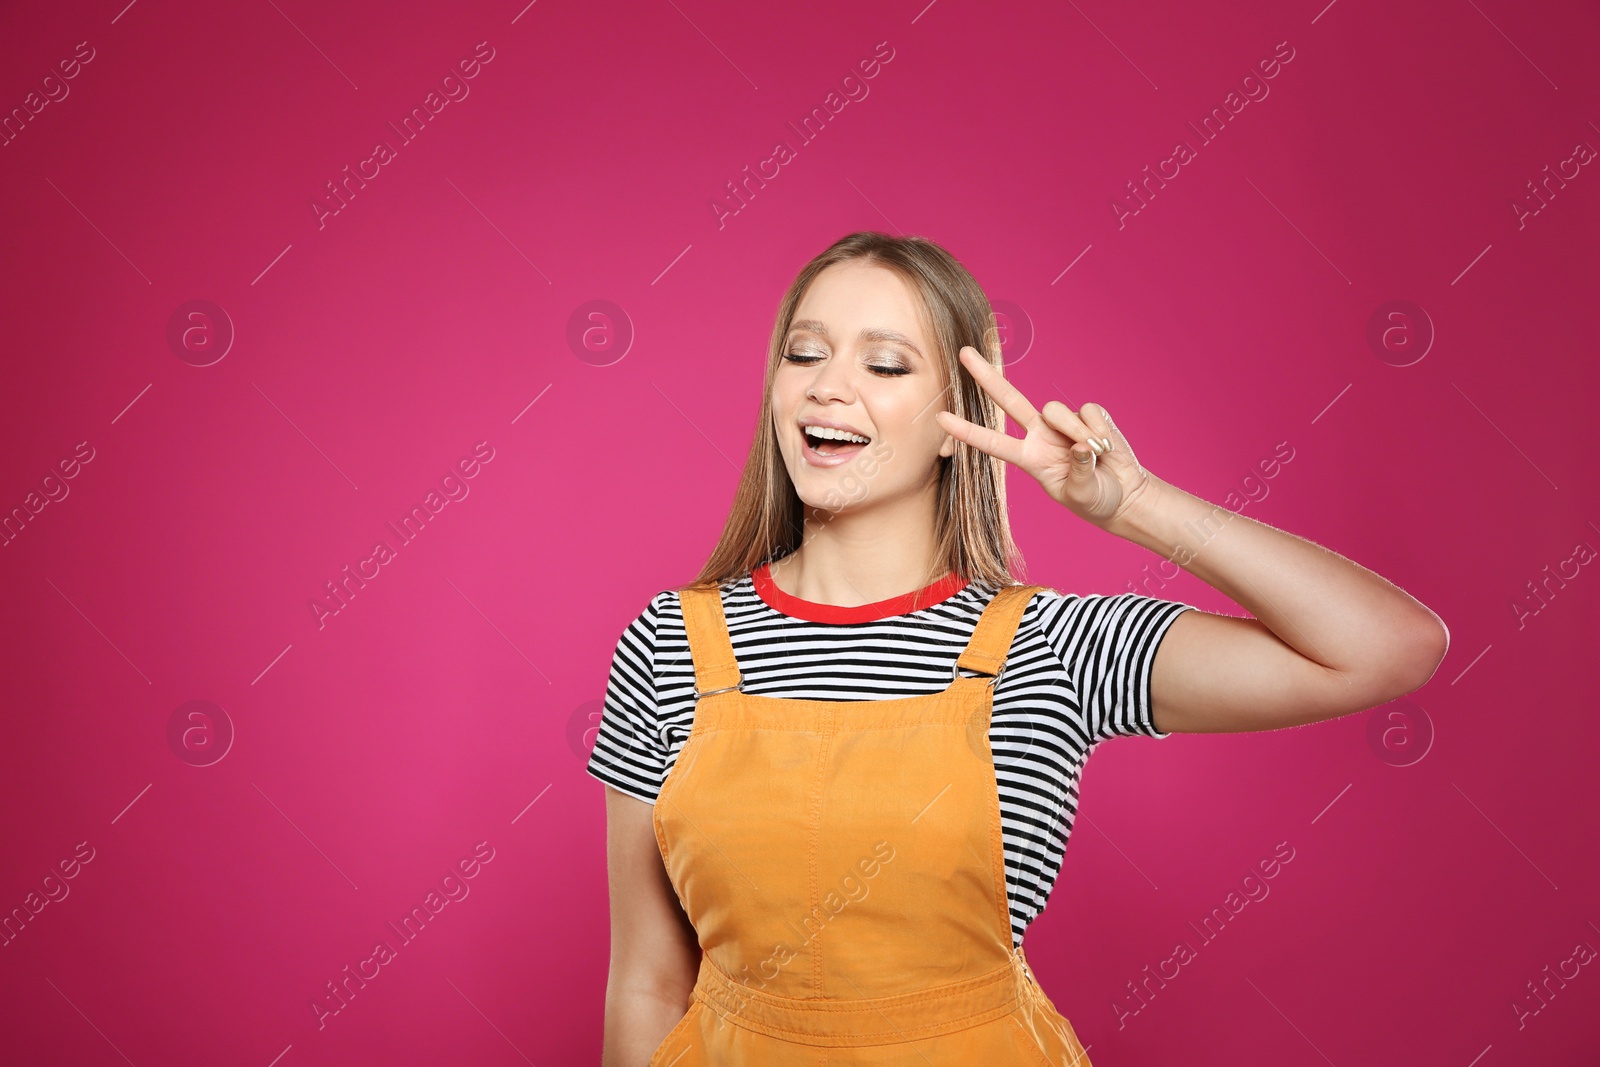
802, 425, 872, 457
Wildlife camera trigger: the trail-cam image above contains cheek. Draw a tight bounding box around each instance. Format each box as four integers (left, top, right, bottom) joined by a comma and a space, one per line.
885, 396, 947, 451
770, 381, 799, 437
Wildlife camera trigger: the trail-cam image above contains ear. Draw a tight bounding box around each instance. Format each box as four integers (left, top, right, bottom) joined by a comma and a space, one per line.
938, 428, 956, 458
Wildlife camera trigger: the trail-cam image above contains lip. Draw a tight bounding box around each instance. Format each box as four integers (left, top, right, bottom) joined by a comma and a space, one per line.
796, 415, 872, 469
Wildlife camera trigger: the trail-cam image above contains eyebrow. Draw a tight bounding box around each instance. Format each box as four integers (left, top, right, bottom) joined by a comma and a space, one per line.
787, 319, 923, 360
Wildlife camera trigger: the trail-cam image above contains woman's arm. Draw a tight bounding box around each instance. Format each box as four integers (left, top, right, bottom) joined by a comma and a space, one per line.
932, 345, 1448, 735
1109, 473, 1449, 734
600, 785, 701, 1066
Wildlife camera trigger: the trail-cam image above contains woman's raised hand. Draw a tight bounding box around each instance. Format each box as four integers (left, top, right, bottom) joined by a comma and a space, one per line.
933, 346, 1155, 529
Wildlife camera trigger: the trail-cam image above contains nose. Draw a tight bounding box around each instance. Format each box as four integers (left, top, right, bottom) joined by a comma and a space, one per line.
806, 349, 857, 404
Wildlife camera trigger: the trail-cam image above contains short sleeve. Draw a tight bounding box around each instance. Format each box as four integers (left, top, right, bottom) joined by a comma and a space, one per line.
584, 593, 671, 803
1034, 590, 1195, 741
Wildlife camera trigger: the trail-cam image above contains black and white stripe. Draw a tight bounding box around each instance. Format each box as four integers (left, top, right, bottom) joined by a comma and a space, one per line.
585, 575, 1195, 948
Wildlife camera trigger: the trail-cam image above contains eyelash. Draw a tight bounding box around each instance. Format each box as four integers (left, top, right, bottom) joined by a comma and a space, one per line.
784, 351, 910, 377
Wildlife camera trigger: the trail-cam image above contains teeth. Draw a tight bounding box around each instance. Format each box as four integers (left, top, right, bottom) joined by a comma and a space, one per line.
803, 425, 870, 444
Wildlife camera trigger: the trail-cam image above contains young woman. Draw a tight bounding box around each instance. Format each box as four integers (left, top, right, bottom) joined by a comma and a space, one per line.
587, 231, 1448, 1065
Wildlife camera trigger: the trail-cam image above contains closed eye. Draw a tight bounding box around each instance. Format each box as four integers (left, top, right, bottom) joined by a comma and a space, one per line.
783, 352, 910, 376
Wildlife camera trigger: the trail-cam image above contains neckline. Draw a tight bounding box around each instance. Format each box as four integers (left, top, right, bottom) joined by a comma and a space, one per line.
751, 561, 970, 623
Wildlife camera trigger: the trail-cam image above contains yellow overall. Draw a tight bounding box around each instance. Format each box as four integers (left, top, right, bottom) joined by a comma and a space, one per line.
649, 582, 1094, 1065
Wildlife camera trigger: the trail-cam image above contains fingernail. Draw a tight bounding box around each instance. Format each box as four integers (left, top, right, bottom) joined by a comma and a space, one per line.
1074, 448, 1093, 463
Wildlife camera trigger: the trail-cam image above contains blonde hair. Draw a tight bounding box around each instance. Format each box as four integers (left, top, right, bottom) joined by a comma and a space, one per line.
690, 231, 1025, 591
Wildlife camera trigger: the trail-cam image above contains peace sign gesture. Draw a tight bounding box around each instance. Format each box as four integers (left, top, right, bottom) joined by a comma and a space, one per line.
933, 346, 1155, 529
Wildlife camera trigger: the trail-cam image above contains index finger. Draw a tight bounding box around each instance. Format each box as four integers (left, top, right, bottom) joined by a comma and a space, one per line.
957, 346, 1042, 432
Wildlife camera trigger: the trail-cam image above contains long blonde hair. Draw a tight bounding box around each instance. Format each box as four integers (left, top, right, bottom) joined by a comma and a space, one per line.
690, 231, 1025, 591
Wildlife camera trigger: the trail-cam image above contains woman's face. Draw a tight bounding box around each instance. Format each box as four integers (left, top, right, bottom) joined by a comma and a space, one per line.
771, 261, 955, 514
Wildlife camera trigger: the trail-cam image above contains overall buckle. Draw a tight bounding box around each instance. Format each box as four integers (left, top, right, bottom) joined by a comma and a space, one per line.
692, 679, 745, 700
952, 659, 1006, 688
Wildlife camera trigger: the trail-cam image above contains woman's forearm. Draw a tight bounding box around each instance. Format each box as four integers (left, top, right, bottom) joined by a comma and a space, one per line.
601, 981, 693, 1067
1108, 473, 1449, 688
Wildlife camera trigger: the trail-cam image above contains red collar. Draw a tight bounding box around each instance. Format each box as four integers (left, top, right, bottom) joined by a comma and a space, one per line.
752, 561, 969, 623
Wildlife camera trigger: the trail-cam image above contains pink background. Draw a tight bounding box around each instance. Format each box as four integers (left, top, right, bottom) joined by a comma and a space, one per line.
2, 0, 1597, 1063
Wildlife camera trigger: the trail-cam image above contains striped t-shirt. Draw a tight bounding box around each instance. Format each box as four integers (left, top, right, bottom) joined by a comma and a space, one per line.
584, 563, 1196, 948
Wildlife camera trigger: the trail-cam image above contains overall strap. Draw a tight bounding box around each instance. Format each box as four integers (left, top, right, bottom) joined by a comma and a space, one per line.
956, 584, 1047, 678
678, 584, 742, 696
